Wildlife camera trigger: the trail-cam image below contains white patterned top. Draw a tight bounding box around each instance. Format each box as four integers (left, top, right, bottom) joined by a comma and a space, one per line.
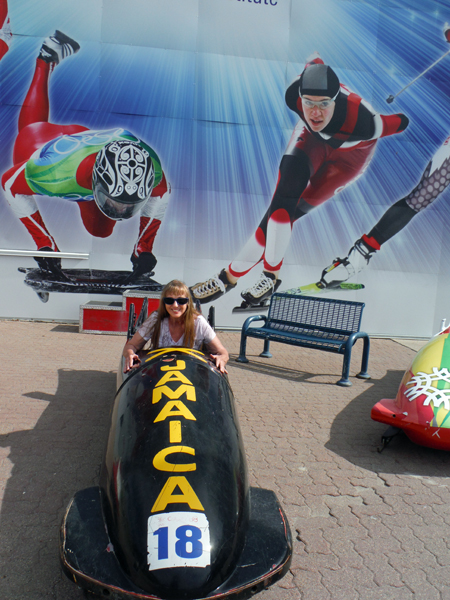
138, 313, 216, 350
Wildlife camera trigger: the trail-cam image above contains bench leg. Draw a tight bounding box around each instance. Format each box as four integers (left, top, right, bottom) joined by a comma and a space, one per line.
337, 346, 352, 387
356, 336, 371, 380
259, 338, 272, 358
236, 332, 249, 363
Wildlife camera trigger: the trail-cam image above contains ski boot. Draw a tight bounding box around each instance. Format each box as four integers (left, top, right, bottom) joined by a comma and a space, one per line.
319, 238, 376, 289
39, 30, 80, 65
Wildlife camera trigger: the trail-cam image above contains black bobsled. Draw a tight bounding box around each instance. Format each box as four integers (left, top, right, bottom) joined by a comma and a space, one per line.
60, 347, 292, 599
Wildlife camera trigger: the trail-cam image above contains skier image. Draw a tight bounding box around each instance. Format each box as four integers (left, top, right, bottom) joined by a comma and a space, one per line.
190, 53, 409, 309
2, 30, 170, 284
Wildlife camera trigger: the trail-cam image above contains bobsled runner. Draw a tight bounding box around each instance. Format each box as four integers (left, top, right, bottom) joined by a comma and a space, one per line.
60, 347, 292, 599
372, 323, 450, 451
18, 267, 162, 303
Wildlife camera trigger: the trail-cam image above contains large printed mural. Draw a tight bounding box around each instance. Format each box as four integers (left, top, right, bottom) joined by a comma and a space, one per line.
1, 0, 449, 336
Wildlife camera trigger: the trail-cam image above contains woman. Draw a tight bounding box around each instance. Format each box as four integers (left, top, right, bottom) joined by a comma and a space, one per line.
123, 280, 229, 373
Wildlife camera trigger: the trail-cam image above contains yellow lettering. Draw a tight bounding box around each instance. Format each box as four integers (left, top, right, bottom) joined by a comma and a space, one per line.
153, 446, 196, 472
170, 420, 182, 443
145, 348, 206, 364
151, 476, 204, 512
154, 401, 196, 422
155, 371, 193, 387
161, 361, 186, 371
152, 384, 196, 404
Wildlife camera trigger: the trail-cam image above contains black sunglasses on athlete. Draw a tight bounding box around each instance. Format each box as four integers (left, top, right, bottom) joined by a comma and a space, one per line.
163, 297, 189, 305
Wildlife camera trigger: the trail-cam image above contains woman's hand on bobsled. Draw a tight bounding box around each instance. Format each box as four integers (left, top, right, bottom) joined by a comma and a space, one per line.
210, 353, 228, 374
208, 337, 229, 374
124, 352, 141, 373
122, 334, 146, 372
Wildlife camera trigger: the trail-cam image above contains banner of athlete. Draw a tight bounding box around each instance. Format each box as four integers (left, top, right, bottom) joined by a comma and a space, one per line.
0, 0, 449, 336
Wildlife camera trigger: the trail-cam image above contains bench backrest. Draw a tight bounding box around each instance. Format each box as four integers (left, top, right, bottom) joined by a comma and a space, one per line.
267, 293, 365, 336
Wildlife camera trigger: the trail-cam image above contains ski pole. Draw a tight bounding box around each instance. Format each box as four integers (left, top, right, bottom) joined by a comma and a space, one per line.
387, 48, 450, 103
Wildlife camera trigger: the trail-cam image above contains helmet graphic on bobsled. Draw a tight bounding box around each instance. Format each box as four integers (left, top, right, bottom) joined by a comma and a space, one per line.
92, 140, 155, 220
372, 326, 450, 450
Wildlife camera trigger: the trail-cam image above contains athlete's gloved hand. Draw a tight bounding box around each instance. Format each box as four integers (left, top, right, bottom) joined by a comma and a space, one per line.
123, 252, 158, 284
131, 252, 157, 277
34, 247, 70, 281
444, 22, 450, 43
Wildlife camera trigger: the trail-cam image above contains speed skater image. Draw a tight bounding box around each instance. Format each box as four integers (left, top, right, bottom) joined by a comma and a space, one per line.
291, 23, 450, 294
191, 53, 409, 308
307, 135, 450, 291
2, 30, 170, 282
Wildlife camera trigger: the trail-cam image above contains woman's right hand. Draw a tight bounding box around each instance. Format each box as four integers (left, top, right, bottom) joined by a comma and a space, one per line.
123, 349, 142, 373
122, 334, 146, 373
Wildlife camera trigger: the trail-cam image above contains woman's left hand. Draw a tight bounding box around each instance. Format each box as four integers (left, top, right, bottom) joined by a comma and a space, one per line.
207, 336, 229, 374
210, 353, 228, 374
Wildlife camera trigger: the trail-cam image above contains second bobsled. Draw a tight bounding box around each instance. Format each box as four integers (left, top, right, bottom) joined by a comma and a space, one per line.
60, 346, 292, 599
372, 324, 450, 450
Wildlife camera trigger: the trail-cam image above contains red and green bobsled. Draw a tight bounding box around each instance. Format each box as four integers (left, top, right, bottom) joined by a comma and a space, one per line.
372, 326, 450, 450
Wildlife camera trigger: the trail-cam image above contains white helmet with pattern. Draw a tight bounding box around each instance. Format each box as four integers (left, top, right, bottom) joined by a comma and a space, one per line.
92, 140, 155, 220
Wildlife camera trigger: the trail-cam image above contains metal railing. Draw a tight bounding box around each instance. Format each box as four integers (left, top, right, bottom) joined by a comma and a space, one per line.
0, 249, 89, 260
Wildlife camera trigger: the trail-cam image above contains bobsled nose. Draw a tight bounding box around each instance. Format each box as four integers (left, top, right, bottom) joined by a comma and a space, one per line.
371, 397, 402, 426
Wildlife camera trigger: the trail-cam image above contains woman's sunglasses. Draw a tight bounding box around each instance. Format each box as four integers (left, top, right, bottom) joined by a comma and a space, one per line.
163, 297, 189, 306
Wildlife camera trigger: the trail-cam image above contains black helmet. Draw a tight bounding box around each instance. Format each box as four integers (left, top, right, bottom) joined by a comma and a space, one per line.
92, 140, 155, 220
299, 63, 340, 99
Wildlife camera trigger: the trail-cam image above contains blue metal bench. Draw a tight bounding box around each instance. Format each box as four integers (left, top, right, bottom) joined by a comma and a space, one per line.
236, 293, 370, 386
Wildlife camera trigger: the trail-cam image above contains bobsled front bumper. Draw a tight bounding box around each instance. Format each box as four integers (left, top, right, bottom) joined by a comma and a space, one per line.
371, 397, 450, 450
60, 486, 292, 600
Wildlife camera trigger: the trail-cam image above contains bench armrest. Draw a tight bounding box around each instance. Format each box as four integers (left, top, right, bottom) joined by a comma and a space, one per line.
242, 314, 267, 334
346, 331, 369, 346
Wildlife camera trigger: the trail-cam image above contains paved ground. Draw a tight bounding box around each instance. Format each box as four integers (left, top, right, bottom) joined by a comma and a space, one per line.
1, 320, 450, 600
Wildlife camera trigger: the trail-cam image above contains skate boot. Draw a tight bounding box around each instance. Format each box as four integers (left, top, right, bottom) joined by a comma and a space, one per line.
190, 269, 236, 304
241, 271, 281, 306
39, 30, 80, 65
319, 238, 375, 289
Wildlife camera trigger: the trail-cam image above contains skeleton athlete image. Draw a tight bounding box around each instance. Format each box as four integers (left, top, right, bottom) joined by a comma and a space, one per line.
191, 53, 409, 308
2, 30, 169, 282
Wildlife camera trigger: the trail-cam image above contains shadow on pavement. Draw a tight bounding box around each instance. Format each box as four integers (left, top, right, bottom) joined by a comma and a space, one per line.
326, 368, 450, 477
50, 324, 80, 334
230, 354, 341, 384
0, 368, 115, 599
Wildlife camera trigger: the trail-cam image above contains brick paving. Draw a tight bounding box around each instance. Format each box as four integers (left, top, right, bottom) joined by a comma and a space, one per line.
1, 320, 450, 599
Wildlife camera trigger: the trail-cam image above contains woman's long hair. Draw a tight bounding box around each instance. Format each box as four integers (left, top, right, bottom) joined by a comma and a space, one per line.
150, 280, 200, 349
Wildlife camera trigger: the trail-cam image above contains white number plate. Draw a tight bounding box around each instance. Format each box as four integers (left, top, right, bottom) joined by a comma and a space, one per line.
147, 512, 211, 570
